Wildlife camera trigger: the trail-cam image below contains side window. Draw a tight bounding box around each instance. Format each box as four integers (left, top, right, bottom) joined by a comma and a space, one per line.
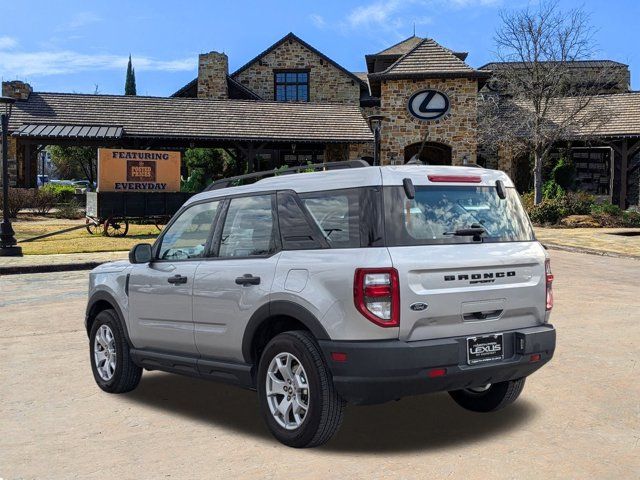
299, 189, 360, 248
277, 192, 322, 250
218, 195, 276, 258
158, 201, 220, 260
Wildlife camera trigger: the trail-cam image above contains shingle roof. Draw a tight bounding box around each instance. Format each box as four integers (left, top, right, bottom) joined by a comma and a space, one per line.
479, 60, 628, 71
373, 36, 424, 56
8, 92, 373, 143
503, 92, 640, 138
370, 38, 490, 79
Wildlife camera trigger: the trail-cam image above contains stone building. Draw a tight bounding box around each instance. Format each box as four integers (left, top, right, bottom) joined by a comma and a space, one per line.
2, 32, 639, 206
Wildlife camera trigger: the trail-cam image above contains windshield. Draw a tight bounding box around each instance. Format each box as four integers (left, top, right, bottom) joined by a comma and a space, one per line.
384, 186, 534, 245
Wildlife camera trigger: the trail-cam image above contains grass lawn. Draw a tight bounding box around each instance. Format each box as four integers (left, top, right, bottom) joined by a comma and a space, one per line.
13, 215, 161, 255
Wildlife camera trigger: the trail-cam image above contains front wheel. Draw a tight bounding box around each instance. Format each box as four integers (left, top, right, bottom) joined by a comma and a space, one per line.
449, 378, 526, 412
257, 331, 345, 448
89, 309, 142, 393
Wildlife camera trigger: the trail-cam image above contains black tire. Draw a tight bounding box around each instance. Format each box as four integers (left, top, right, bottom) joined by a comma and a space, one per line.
89, 309, 142, 394
257, 331, 345, 448
449, 378, 526, 413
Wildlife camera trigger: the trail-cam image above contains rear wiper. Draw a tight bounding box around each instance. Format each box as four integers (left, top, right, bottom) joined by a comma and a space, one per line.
444, 224, 486, 237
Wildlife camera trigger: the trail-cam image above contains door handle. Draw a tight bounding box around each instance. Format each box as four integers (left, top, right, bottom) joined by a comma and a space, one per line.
235, 274, 261, 286
167, 274, 188, 285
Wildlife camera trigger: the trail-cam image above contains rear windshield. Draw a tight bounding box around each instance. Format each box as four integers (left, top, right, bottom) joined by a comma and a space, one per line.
384, 185, 534, 245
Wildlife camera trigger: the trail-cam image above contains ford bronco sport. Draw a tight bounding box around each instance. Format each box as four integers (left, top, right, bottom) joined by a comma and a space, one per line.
86, 161, 556, 448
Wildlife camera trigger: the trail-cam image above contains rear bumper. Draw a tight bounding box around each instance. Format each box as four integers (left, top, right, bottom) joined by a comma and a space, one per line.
318, 324, 556, 405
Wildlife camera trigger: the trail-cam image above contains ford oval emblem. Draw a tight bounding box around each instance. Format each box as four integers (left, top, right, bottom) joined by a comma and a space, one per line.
410, 302, 428, 311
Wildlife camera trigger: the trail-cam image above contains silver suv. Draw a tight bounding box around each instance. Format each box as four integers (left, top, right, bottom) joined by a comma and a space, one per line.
85, 162, 556, 448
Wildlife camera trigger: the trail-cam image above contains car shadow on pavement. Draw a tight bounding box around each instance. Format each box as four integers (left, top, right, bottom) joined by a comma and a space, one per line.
125, 372, 539, 453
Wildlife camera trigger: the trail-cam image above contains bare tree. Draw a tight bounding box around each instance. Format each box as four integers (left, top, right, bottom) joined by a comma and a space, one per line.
480, 0, 614, 203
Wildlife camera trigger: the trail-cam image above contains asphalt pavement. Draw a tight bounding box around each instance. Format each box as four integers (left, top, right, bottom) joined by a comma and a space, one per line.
0, 250, 638, 479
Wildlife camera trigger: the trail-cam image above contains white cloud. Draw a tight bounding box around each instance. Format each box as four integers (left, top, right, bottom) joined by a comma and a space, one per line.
0, 36, 17, 50
346, 0, 403, 28
0, 50, 196, 77
310, 13, 326, 28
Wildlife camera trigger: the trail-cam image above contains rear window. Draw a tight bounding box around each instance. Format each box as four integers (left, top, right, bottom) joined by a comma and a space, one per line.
384, 185, 534, 246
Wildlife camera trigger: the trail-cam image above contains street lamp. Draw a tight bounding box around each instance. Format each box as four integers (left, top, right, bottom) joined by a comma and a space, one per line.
0, 95, 22, 256
367, 115, 385, 166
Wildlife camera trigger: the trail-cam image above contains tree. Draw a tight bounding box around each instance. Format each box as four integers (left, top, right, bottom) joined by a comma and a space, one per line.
181, 148, 235, 192
480, 0, 613, 204
48, 146, 97, 183
125, 54, 137, 96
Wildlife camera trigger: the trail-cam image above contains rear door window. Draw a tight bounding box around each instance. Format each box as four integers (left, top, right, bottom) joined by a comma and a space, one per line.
218, 195, 277, 257
299, 189, 361, 248
384, 186, 534, 245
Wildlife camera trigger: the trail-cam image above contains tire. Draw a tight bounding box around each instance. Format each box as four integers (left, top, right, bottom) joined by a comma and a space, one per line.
449, 377, 526, 413
89, 309, 142, 394
257, 331, 345, 448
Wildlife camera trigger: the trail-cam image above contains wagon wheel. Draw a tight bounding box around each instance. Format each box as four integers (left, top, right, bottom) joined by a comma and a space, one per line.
85, 217, 103, 235
104, 216, 129, 237
154, 216, 168, 232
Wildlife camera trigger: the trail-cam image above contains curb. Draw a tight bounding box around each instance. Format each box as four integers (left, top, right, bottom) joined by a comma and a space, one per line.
543, 242, 640, 261
0, 262, 102, 276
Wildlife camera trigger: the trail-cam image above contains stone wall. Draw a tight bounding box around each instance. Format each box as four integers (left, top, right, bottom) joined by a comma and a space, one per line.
2, 80, 32, 100
197, 52, 228, 100
348, 142, 374, 160
233, 39, 361, 104
0, 81, 30, 187
378, 77, 478, 165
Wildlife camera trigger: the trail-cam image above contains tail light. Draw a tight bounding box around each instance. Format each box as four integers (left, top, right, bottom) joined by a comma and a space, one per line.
354, 268, 400, 327
545, 259, 554, 311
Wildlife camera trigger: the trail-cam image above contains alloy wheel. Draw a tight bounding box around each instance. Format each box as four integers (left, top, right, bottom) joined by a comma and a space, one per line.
265, 352, 310, 430
94, 324, 117, 381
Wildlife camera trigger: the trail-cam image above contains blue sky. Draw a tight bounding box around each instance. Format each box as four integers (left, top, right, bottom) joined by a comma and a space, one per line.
1, 0, 638, 96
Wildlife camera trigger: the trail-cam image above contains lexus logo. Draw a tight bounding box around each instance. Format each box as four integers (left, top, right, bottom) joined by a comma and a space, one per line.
407, 90, 450, 121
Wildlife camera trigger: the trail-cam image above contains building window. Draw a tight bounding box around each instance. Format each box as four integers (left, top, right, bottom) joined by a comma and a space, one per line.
275, 71, 309, 102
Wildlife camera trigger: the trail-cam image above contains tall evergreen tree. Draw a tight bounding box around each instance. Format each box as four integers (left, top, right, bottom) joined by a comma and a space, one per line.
125, 55, 137, 96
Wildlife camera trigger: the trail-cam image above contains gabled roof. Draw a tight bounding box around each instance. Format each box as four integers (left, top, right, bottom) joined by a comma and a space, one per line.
8, 92, 374, 143
171, 76, 262, 99
231, 32, 366, 87
370, 38, 489, 79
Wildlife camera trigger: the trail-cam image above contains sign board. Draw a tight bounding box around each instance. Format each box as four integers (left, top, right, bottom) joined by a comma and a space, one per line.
407, 90, 450, 121
97, 148, 181, 192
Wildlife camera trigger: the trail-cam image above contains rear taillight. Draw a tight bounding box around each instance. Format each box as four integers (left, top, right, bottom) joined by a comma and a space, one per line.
354, 268, 400, 327
545, 259, 554, 311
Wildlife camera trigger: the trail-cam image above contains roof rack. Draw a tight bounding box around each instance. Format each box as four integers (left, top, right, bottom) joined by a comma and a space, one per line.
204, 159, 371, 191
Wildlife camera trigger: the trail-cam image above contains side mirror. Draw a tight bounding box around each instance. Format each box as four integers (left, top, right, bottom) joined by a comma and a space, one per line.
129, 243, 153, 264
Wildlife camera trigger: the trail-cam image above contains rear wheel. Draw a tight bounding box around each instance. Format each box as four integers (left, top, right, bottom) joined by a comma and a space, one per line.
257, 331, 345, 448
103, 216, 129, 237
449, 378, 526, 412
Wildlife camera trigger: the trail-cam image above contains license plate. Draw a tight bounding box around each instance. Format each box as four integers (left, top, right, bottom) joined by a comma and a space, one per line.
467, 334, 504, 365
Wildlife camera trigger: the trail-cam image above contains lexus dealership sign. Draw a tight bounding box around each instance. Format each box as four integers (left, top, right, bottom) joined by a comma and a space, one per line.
407, 89, 450, 121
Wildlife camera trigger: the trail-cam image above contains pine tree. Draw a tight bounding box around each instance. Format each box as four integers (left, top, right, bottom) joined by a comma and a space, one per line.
125, 55, 137, 96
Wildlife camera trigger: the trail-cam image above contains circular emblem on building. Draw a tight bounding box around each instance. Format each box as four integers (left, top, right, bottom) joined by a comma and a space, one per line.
407, 90, 450, 121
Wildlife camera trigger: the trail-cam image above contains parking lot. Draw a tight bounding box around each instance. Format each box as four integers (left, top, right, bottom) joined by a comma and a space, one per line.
1, 249, 638, 479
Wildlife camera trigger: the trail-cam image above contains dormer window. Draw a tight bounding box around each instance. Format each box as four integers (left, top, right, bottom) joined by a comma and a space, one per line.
275, 70, 309, 102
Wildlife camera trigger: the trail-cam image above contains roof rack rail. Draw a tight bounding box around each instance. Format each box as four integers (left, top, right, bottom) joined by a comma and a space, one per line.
204, 159, 371, 191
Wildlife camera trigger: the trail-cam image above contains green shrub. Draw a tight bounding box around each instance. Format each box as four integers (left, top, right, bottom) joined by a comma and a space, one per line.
563, 192, 596, 216
542, 179, 564, 199
42, 184, 76, 203
54, 198, 83, 219
622, 210, 640, 227
591, 202, 622, 216
528, 199, 564, 225
552, 156, 575, 190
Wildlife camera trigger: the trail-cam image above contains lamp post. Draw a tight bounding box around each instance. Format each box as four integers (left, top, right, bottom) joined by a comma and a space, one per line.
367, 115, 385, 166
0, 95, 22, 256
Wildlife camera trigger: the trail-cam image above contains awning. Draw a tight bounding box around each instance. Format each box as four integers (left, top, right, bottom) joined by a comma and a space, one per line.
14, 124, 124, 139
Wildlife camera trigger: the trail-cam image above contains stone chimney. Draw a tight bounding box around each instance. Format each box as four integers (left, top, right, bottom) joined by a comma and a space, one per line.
2, 80, 32, 100
197, 52, 228, 100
